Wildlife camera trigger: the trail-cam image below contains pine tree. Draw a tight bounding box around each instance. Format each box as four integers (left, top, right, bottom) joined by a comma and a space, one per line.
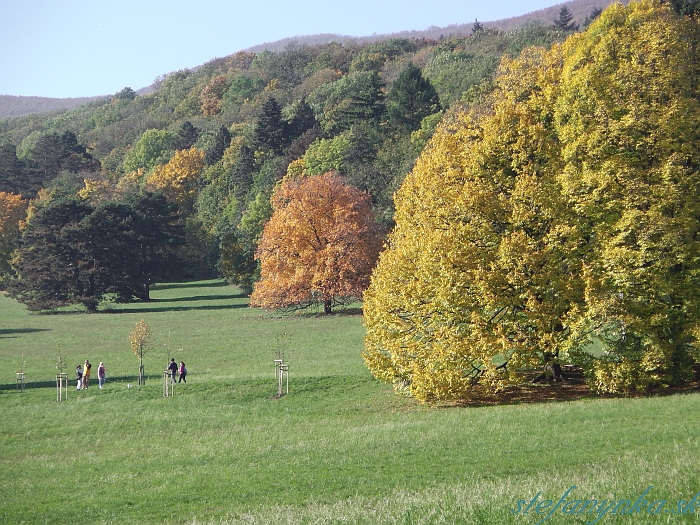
174, 121, 200, 151
386, 64, 441, 133
205, 126, 231, 166
553, 5, 579, 31
252, 97, 289, 154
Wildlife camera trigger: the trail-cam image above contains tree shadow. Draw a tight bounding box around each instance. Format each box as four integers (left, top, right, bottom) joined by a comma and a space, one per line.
150, 293, 247, 303
103, 303, 249, 314
0, 373, 173, 392
151, 281, 229, 291
0, 328, 51, 338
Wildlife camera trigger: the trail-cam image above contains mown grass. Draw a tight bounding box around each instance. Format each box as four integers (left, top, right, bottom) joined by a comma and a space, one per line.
1, 281, 699, 525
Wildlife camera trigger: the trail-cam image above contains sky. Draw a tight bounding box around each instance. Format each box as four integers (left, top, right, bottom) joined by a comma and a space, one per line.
1, 0, 562, 99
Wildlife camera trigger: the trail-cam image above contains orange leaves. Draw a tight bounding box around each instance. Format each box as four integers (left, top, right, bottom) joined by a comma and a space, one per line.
250, 172, 383, 313
199, 76, 228, 116
0, 192, 28, 273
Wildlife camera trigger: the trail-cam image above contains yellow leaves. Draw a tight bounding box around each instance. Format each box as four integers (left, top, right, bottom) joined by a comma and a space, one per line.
129, 319, 151, 359
264, 79, 280, 92
285, 159, 308, 180
117, 168, 146, 194
146, 148, 205, 209
0, 192, 28, 270
365, 0, 700, 401
78, 178, 110, 202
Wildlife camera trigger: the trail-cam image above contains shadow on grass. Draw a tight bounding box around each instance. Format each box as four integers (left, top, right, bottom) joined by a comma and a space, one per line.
103, 303, 249, 314
150, 293, 247, 303
440, 371, 700, 409
151, 281, 229, 291
0, 328, 51, 338
0, 373, 175, 392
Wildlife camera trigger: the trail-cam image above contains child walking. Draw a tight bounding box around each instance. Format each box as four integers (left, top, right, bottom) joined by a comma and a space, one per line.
98, 362, 106, 389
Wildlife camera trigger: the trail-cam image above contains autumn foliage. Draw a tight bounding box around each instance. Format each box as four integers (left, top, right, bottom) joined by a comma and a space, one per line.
250, 172, 383, 313
146, 147, 206, 209
0, 191, 27, 279
363, 0, 700, 401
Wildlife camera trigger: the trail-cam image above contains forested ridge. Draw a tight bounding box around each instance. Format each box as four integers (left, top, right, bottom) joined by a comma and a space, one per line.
0, 12, 586, 308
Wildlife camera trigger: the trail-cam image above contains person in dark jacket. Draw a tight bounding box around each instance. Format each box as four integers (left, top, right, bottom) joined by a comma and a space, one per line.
167, 358, 178, 383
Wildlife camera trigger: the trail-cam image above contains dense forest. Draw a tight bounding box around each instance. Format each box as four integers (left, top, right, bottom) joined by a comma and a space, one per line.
2, 0, 697, 315
0, 12, 596, 310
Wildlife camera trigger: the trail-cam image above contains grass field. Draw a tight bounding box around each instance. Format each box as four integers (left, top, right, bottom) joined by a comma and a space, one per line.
1, 280, 699, 524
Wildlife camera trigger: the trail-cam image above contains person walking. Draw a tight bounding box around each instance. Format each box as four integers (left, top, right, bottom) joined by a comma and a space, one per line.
83, 360, 92, 389
98, 362, 106, 389
167, 358, 178, 383
178, 362, 187, 383
75, 365, 83, 391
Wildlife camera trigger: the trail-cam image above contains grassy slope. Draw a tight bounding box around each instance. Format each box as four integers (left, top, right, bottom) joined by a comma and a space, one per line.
0, 281, 699, 525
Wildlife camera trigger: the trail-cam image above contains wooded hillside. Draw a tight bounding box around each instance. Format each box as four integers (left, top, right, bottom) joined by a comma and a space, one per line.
0, 12, 590, 308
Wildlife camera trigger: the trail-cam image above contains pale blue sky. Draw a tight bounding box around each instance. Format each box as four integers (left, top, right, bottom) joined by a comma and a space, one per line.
1, 0, 560, 98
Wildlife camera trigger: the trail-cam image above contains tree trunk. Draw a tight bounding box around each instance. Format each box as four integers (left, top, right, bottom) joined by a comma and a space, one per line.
324, 298, 332, 314
138, 359, 145, 386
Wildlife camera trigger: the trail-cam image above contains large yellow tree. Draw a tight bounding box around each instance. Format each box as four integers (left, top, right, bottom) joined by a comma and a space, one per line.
146, 147, 205, 210
364, 0, 700, 401
251, 172, 383, 314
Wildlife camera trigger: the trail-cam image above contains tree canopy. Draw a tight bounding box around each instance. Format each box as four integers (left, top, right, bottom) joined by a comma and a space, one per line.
250, 172, 383, 313
9, 192, 183, 311
363, 0, 700, 401
0, 18, 572, 307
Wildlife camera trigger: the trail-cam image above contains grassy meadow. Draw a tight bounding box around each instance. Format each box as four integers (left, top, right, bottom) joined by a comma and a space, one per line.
1, 280, 699, 524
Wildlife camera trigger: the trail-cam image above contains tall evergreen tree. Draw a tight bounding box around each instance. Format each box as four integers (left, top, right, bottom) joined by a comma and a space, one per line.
252, 97, 289, 154
339, 71, 385, 129
8, 200, 95, 311
205, 126, 232, 166
287, 99, 317, 139
225, 144, 256, 201
553, 5, 579, 31
386, 64, 442, 133
24, 131, 98, 195
8, 192, 184, 311
174, 121, 200, 151
583, 7, 603, 27
0, 140, 33, 198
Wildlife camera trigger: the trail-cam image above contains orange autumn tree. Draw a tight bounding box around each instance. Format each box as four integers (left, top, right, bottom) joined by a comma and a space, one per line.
0, 192, 28, 280
250, 172, 383, 314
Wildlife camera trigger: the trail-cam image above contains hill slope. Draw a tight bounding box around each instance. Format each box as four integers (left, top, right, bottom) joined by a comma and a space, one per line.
1, 0, 628, 118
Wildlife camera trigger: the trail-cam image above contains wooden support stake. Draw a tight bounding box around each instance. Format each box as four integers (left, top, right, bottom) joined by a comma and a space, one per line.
56, 373, 68, 401
16, 372, 25, 393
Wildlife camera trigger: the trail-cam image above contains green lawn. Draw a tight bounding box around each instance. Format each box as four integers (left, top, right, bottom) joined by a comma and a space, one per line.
1, 281, 699, 524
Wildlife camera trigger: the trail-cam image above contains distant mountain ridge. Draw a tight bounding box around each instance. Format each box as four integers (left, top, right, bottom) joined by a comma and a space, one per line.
1, 0, 629, 119
244, 0, 630, 52
0, 94, 105, 119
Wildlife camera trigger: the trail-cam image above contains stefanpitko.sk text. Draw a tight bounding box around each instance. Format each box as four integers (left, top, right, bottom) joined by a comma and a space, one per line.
511, 486, 700, 524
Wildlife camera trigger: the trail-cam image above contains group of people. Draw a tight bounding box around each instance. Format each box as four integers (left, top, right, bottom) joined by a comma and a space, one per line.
167, 358, 187, 383
75, 360, 106, 390
73, 358, 188, 389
